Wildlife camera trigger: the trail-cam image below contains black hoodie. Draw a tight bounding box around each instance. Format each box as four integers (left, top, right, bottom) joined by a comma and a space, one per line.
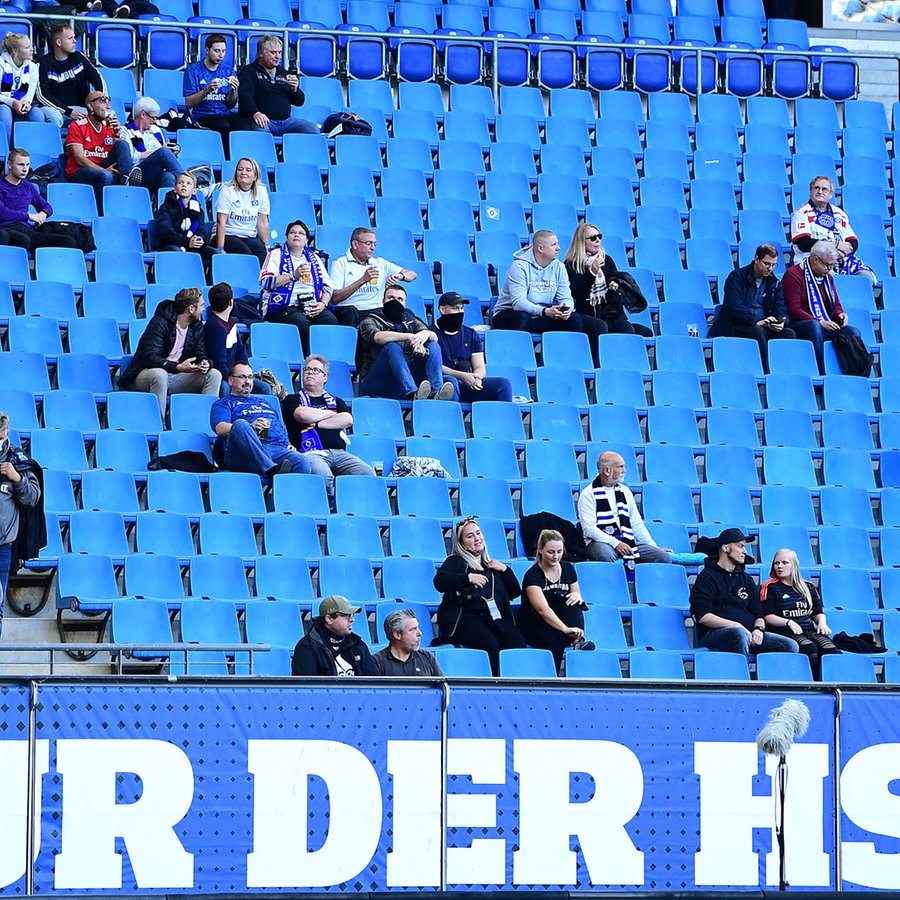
689, 557, 764, 641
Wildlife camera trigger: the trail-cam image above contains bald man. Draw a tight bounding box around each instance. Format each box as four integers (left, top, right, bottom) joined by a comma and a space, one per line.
577, 451, 672, 564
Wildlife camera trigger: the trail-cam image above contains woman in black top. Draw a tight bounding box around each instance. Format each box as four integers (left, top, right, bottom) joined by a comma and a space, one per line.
433, 517, 527, 675
517, 529, 586, 670
563, 222, 644, 336
760, 548, 839, 680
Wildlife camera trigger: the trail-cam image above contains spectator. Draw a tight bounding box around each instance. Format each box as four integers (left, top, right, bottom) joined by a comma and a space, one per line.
259, 218, 337, 355
563, 222, 652, 337
210, 361, 310, 478
783, 240, 862, 373
120, 96, 184, 191
689, 527, 799, 659
282, 354, 375, 500
0, 147, 77, 250
0, 409, 40, 620
577, 451, 672, 565
214, 156, 268, 264
792, 175, 876, 283
491, 230, 604, 367
517, 528, 590, 671
357, 284, 454, 401
761, 548, 839, 680
429, 291, 512, 403
237, 34, 317, 136
329, 226, 417, 327
183, 33, 251, 135
118, 287, 221, 418
373, 609, 444, 676
710, 243, 796, 373
75, 0, 160, 16
433, 517, 527, 676
64, 90, 133, 205
153, 170, 214, 266
37, 24, 104, 124
291, 594, 377, 677
0, 33, 63, 138
203, 282, 272, 395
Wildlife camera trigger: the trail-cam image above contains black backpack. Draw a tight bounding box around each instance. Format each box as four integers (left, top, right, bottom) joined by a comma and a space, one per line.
831, 329, 873, 377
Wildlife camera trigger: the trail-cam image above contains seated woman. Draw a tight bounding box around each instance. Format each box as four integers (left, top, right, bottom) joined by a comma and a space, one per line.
433, 517, 527, 676
760, 548, 839, 680
0, 33, 63, 139
563, 222, 652, 337
517, 529, 588, 671
215, 156, 269, 265
259, 219, 338, 356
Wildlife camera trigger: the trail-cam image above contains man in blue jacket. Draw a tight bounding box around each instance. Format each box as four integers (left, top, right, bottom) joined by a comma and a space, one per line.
710, 243, 796, 372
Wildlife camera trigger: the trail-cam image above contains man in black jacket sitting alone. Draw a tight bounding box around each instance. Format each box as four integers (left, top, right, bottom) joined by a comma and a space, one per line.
292, 595, 378, 677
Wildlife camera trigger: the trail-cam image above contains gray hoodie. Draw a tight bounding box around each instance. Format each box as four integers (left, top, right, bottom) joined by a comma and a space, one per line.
492, 246, 573, 317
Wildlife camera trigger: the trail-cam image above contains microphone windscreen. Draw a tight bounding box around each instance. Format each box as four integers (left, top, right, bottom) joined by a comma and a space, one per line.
756, 699, 811, 757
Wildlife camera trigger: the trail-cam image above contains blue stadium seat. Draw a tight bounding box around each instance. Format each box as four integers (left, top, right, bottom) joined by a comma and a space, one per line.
759, 485, 816, 527
110, 599, 174, 661
499, 647, 558, 677
124, 553, 187, 607
643, 443, 698, 486
253, 556, 316, 607
56, 553, 121, 614
819, 567, 877, 612
189, 555, 251, 604
706, 407, 760, 447
432, 646, 492, 677
199, 512, 259, 559
694, 652, 751, 681
135, 511, 196, 559
818, 526, 876, 570
262, 512, 323, 560
565, 649, 623, 679
640, 482, 697, 525
335, 476, 392, 518
389, 515, 448, 560
756, 524, 814, 568
68, 510, 130, 558
755, 652, 813, 683
80, 469, 140, 515
699, 484, 755, 526
208, 472, 267, 516
628, 649, 686, 680
458, 476, 515, 520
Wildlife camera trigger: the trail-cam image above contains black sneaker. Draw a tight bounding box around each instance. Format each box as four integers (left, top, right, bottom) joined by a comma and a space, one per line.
126, 167, 143, 186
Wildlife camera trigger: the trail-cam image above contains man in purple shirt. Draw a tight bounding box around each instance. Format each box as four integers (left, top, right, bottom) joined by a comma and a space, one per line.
0, 148, 77, 251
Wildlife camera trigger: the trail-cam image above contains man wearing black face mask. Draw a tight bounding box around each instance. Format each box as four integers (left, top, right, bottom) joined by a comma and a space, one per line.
358, 284, 454, 400
430, 291, 513, 403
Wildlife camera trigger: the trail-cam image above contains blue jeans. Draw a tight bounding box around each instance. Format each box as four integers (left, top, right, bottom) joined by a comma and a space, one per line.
790, 319, 862, 375
700, 625, 799, 659
222, 418, 310, 476
253, 116, 318, 135
68, 139, 134, 205
360, 341, 445, 400
134, 146, 184, 191
446, 375, 513, 404
0, 542, 10, 636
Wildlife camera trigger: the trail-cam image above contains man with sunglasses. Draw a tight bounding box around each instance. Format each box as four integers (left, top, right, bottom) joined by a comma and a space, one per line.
292, 595, 378, 677
282, 354, 375, 501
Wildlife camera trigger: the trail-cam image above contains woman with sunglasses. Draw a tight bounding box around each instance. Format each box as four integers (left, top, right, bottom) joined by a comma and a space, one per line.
434, 517, 527, 676
563, 222, 650, 336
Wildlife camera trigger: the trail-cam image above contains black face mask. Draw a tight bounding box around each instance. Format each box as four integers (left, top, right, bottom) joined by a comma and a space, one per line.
437, 312, 464, 332
382, 299, 405, 323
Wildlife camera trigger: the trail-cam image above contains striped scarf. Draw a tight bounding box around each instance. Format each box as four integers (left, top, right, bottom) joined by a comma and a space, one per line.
591, 477, 638, 556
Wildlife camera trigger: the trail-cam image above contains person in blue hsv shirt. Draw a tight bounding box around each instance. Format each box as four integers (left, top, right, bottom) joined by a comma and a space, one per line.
210, 361, 310, 479
182, 33, 251, 135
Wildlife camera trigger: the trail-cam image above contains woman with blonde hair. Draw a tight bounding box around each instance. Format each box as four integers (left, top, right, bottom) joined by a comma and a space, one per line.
215, 156, 269, 264
433, 516, 526, 675
760, 548, 839, 680
563, 221, 650, 336
517, 528, 590, 670
0, 33, 62, 140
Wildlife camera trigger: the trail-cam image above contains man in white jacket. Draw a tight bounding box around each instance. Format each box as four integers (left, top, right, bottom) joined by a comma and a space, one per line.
490, 230, 604, 365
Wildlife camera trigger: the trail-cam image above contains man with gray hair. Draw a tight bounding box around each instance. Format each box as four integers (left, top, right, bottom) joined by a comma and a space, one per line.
577, 451, 672, 565
373, 609, 443, 676
121, 95, 184, 190
0, 411, 41, 630
783, 239, 863, 374
237, 35, 318, 136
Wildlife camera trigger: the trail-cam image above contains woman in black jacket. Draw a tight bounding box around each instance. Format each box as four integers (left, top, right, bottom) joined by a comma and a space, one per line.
563, 222, 650, 336
433, 517, 526, 675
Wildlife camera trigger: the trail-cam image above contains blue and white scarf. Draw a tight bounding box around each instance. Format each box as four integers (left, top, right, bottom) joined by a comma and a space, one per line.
0, 60, 31, 100
802, 257, 836, 322
262, 243, 324, 315
591, 477, 638, 556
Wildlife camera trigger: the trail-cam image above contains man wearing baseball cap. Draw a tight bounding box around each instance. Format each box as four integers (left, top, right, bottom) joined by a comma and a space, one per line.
291, 595, 378, 676
429, 291, 512, 403
689, 528, 799, 659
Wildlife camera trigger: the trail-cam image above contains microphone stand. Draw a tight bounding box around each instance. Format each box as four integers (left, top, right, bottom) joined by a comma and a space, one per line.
775, 754, 788, 891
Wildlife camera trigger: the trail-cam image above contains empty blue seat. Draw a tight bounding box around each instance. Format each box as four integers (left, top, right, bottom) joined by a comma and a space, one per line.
755, 652, 813, 683
199, 512, 259, 559
135, 511, 196, 559
498, 647, 558, 678
694, 651, 751, 681
432, 646, 492, 677
56, 553, 121, 613
190, 555, 251, 604
123, 553, 187, 606
628, 649, 686, 680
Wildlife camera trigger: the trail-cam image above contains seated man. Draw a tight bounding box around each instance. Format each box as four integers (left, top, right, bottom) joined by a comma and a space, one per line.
64, 90, 134, 205
183, 33, 251, 135
709, 243, 796, 373
118, 287, 221, 418
237, 35, 317, 137
357, 284, 454, 401
783, 240, 863, 374
120, 96, 184, 191
0, 148, 77, 251
491, 229, 604, 367
282, 354, 374, 499
292, 594, 377, 677
373, 609, 443, 677
210, 361, 310, 479
689, 527, 799, 659
792, 174, 876, 283
329, 226, 417, 328
429, 291, 512, 403
37, 23, 105, 124
577, 451, 672, 565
